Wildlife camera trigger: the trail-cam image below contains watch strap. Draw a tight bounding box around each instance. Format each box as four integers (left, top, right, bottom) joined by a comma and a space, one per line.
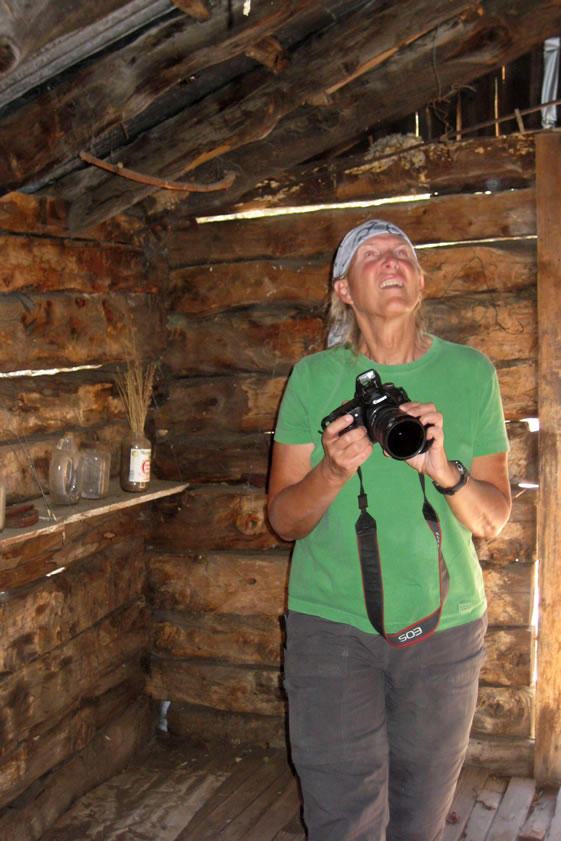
432, 460, 470, 496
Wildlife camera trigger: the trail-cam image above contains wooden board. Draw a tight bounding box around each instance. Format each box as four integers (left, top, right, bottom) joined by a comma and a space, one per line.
534, 130, 561, 783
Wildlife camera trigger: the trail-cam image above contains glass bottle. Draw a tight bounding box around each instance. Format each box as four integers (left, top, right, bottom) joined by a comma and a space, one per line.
120, 430, 151, 492
49, 433, 82, 504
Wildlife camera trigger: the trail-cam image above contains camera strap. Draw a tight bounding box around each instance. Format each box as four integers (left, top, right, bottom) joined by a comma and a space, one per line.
355, 466, 449, 647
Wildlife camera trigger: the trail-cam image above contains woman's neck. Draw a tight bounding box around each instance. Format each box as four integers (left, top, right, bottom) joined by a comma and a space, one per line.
358, 318, 431, 365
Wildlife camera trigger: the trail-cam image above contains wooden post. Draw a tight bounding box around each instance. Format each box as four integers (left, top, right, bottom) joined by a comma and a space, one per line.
534, 130, 561, 783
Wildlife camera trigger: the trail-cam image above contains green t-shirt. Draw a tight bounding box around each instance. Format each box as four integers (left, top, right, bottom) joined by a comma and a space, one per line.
274, 336, 509, 635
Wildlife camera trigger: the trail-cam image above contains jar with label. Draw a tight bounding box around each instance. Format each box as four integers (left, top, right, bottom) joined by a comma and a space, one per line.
120, 430, 151, 492
80, 446, 111, 499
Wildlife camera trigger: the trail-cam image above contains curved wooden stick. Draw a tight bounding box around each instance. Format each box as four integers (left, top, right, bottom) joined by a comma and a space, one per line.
79, 151, 235, 193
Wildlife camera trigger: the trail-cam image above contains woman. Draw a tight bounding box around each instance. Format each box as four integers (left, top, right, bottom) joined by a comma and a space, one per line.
267, 219, 511, 841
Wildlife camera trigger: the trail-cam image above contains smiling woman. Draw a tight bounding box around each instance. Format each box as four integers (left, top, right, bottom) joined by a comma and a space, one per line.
267, 217, 512, 841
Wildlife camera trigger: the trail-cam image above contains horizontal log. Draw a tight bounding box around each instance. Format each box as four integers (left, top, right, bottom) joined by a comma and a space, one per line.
148, 550, 290, 614
146, 657, 284, 716
167, 701, 286, 749
424, 289, 536, 363
0, 538, 146, 673
169, 260, 330, 315
152, 413, 535, 489
152, 366, 534, 459
151, 486, 283, 552
482, 627, 533, 688
235, 134, 537, 211
0, 372, 125, 439
483, 562, 534, 628
473, 686, 534, 738
148, 549, 529, 628
166, 309, 325, 377
151, 374, 285, 435
166, 190, 536, 265
0, 232, 161, 294
0, 507, 148, 591
148, 623, 532, 715
152, 603, 534, 675
166, 288, 534, 376
151, 612, 282, 665
166, 685, 533, 746
466, 735, 534, 778
168, 241, 535, 315
0, 697, 153, 841
153, 432, 271, 487
0, 192, 145, 243
0, 599, 148, 756
0, 291, 165, 372
153, 480, 534, 563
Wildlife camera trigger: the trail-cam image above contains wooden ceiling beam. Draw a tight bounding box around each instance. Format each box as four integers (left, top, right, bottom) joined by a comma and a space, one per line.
0, 0, 325, 194
56, 0, 476, 232
137, 0, 561, 222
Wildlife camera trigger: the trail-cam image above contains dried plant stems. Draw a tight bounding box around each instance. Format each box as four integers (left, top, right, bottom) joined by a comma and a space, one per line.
116, 359, 156, 435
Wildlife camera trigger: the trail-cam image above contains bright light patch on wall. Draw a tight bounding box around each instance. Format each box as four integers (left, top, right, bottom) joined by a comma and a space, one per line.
0, 364, 103, 379
46, 566, 66, 577
519, 482, 539, 489
196, 194, 432, 223
521, 417, 540, 432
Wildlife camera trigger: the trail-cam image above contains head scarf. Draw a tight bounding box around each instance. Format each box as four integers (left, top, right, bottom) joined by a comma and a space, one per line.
332, 219, 418, 282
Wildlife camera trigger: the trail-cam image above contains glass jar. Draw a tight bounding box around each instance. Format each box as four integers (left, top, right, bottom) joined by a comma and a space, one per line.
80, 446, 111, 499
49, 432, 82, 504
120, 430, 151, 492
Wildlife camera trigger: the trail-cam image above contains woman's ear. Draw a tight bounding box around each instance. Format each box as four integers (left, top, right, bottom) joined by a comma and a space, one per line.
334, 277, 353, 304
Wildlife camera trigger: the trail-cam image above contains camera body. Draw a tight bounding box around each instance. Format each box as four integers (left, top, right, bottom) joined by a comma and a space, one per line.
321, 369, 432, 460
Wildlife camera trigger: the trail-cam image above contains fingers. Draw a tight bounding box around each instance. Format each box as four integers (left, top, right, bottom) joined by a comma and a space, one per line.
322, 414, 372, 478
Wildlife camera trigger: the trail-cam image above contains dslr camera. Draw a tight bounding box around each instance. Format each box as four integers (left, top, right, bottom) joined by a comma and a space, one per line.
321, 369, 432, 460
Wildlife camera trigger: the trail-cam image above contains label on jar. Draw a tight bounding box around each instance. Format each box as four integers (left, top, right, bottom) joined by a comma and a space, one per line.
128, 447, 151, 483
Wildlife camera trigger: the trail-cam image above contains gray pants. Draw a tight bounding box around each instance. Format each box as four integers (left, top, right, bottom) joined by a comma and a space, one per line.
284, 611, 487, 841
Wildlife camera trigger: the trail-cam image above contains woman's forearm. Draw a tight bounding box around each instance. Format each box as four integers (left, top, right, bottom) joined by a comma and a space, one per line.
268, 458, 347, 541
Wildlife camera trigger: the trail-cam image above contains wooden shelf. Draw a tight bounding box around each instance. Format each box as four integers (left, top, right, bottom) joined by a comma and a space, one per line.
0, 479, 188, 548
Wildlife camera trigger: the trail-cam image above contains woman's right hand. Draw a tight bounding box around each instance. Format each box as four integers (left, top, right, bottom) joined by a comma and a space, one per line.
321, 414, 373, 481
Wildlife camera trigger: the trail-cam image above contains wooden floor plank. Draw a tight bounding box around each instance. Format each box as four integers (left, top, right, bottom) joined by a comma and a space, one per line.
40, 739, 235, 841
463, 776, 508, 841
222, 765, 298, 841
520, 787, 557, 841
486, 777, 537, 841
544, 786, 561, 841
443, 765, 490, 841
176, 749, 289, 841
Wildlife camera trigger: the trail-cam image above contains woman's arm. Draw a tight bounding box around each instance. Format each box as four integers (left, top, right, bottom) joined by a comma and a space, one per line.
267, 414, 373, 541
401, 401, 512, 539
430, 451, 511, 539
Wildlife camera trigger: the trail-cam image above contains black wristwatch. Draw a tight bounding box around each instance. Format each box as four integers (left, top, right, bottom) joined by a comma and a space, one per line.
432, 460, 470, 495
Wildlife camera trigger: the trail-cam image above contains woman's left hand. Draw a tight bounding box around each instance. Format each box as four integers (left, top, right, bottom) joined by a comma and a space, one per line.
396, 400, 457, 487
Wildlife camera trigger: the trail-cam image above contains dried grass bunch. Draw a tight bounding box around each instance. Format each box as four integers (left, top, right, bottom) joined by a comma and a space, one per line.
115, 358, 156, 435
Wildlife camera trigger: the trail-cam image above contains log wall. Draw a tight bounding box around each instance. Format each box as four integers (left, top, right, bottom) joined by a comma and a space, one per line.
0, 193, 168, 840
148, 135, 539, 776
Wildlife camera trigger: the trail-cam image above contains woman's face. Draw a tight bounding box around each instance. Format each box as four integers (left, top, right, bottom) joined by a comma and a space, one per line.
333, 233, 423, 323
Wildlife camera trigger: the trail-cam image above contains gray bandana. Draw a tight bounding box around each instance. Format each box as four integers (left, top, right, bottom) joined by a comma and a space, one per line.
332, 219, 418, 281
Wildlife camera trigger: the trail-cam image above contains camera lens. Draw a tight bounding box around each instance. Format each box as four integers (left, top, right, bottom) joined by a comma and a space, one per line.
373, 410, 426, 460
